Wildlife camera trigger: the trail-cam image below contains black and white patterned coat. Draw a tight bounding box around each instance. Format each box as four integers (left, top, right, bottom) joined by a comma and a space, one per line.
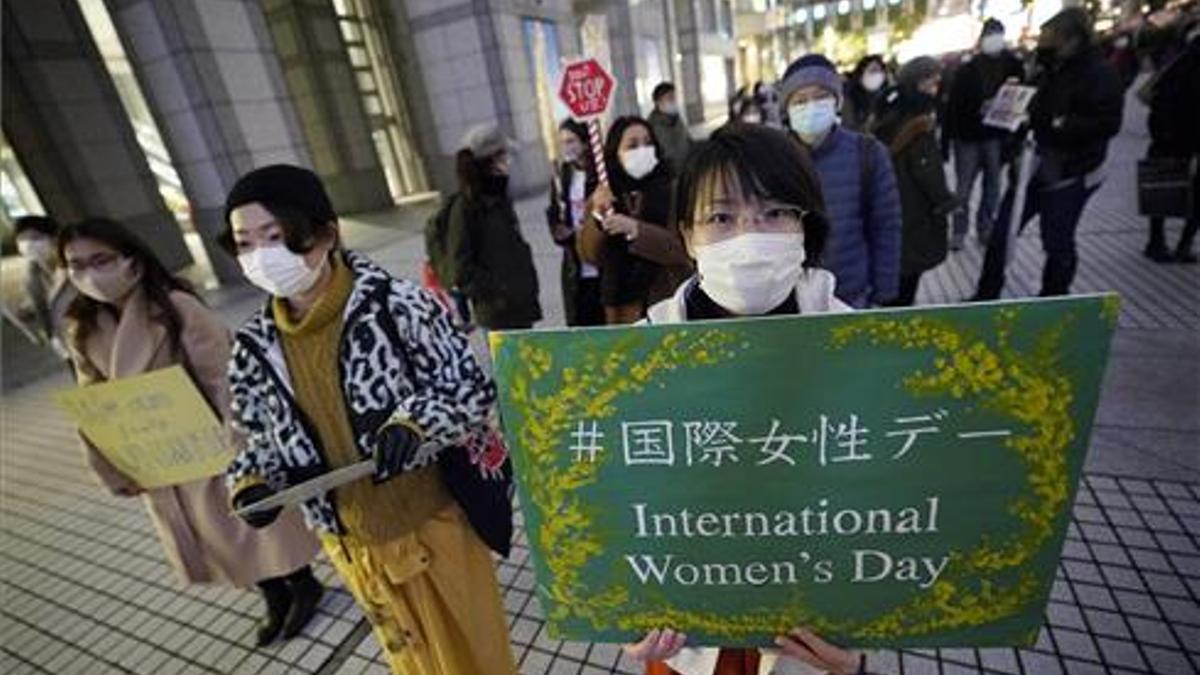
225, 251, 497, 535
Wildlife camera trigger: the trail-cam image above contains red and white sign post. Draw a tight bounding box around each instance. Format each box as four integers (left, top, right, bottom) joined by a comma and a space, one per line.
557, 57, 616, 185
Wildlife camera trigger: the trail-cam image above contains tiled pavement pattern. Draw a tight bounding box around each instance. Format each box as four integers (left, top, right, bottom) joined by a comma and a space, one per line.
2, 85, 1197, 674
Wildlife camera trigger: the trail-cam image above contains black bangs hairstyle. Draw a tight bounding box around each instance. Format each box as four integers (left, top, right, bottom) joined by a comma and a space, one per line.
604, 115, 668, 196
558, 118, 592, 167
57, 218, 198, 377
671, 123, 829, 267
14, 215, 60, 238
217, 201, 338, 256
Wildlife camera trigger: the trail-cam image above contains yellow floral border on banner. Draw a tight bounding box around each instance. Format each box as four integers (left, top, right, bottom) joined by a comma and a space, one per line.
498, 299, 1112, 642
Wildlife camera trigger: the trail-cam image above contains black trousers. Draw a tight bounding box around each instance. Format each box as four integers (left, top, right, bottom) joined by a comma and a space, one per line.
883, 272, 922, 307
570, 278, 605, 327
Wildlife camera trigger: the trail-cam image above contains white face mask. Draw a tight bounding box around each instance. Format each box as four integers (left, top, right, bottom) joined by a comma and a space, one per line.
620, 145, 658, 180
694, 232, 806, 315
660, 102, 679, 116
741, 111, 763, 124
70, 258, 139, 304
561, 146, 580, 163
238, 245, 324, 298
862, 71, 886, 92
788, 99, 838, 143
981, 34, 1006, 55
17, 238, 54, 266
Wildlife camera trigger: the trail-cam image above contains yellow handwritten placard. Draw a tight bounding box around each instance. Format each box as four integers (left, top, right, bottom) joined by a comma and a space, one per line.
53, 366, 231, 489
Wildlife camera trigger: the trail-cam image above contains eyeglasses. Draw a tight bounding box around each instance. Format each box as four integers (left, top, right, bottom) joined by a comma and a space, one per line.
696, 205, 806, 235
66, 252, 124, 274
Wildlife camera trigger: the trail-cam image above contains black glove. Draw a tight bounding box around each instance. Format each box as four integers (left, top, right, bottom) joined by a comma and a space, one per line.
232, 484, 281, 529
374, 422, 422, 482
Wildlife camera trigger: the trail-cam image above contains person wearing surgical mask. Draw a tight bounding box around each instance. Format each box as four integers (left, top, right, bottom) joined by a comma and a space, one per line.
577, 116, 692, 324
221, 164, 519, 674
648, 81, 694, 174
842, 55, 890, 132
546, 118, 604, 326
443, 123, 541, 330
11, 215, 76, 361
58, 217, 322, 648
943, 18, 1024, 251
780, 53, 903, 309
628, 124, 867, 675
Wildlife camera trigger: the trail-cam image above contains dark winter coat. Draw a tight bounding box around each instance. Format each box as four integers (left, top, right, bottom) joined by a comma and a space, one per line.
1028, 46, 1125, 181
1147, 37, 1200, 159
647, 109, 693, 175
944, 51, 1025, 142
874, 92, 959, 276
444, 191, 542, 329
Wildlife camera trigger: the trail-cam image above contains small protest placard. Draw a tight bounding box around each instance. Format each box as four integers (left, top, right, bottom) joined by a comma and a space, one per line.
54, 366, 230, 489
983, 84, 1037, 132
490, 296, 1119, 648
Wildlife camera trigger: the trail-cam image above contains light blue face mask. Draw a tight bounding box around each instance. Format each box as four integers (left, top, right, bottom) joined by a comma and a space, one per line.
788, 98, 838, 142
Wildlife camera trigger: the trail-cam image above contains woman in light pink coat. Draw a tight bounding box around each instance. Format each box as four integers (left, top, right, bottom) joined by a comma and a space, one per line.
59, 218, 322, 647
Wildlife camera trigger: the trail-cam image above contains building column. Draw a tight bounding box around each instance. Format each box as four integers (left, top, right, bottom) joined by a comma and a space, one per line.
260, 0, 392, 213
389, 0, 550, 197
674, 0, 706, 124
605, 1, 640, 117
104, 0, 312, 283
2, 0, 190, 270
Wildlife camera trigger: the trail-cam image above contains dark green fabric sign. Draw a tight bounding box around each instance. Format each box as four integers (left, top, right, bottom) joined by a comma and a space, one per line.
490, 296, 1119, 648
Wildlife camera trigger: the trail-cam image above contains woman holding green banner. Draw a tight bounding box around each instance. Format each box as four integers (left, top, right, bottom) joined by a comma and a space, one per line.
57, 218, 323, 647
627, 124, 864, 675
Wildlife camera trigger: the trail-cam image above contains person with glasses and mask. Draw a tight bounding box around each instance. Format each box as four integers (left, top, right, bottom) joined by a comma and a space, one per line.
221, 164, 517, 674
58, 218, 322, 647
780, 54, 902, 309
11, 215, 76, 362
625, 123, 866, 675
578, 116, 692, 324
546, 118, 604, 326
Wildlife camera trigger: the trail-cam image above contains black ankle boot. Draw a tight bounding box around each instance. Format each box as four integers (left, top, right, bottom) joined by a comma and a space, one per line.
281, 566, 324, 639
255, 577, 292, 646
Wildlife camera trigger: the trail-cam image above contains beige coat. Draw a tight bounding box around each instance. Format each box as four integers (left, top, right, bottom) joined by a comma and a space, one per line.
70, 287, 319, 587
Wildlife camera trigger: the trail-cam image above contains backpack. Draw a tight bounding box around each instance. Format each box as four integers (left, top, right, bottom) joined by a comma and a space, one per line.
858, 133, 877, 220
424, 193, 459, 287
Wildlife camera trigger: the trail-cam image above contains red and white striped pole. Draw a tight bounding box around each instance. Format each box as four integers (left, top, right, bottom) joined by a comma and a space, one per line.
588, 118, 608, 186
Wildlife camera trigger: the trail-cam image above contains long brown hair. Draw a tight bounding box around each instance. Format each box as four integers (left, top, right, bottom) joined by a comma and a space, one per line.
57, 218, 199, 378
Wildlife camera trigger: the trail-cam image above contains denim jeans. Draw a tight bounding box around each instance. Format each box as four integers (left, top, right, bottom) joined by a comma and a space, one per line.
953, 139, 1004, 240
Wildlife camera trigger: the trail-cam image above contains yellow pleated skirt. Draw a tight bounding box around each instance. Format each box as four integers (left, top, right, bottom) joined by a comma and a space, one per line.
322, 503, 517, 675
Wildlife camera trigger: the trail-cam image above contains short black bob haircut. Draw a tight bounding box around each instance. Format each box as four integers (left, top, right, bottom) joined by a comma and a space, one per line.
652, 82, 676, 103
14, 215, 60, 238
670, 123, 829, 268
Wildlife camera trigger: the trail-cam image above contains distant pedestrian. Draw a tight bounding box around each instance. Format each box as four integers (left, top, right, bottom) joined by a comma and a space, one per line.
11, 215, 75, 363
546, 119, 604, 325
944, 18, 1025, 250
577, 116, 692, 324
58, 217, 322, 647
780, 53, 903, 307
647, 82, 693, 175
872, 57, 959, 306
1025, 7, 1125, 295
445, 124, 542, 329
1143, 19, 1199, 264
842, 54, 890, 132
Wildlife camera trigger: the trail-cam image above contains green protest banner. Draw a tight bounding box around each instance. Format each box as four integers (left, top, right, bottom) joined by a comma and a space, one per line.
490, 295, 1120, 648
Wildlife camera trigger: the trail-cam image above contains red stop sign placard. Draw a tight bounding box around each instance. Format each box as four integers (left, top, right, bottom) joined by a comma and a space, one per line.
557, 58, 616, 121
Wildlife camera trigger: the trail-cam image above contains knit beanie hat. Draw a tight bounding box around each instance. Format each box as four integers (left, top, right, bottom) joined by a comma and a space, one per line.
461, 124, 516, 159
779, 54, 843, 104
897, 56, 942, 90
981, 18, 1005, 38
224, 164, 336, 225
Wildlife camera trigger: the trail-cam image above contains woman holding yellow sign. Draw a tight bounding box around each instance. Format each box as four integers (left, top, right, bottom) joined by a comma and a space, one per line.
58, 219, 323, 647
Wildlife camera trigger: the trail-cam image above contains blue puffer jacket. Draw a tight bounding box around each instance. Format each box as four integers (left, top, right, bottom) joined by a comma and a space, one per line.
807, 125, 903, 307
